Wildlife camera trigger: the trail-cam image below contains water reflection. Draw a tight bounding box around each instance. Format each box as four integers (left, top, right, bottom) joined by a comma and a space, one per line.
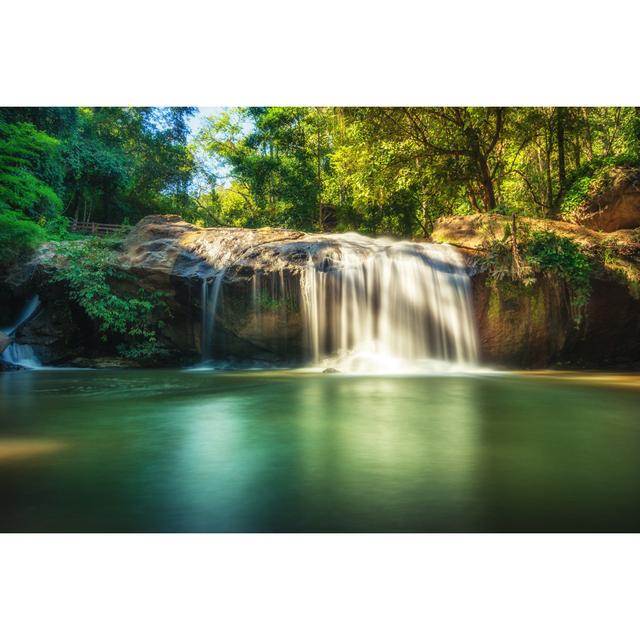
1, 370, 640, 531
0, 438, 66, 461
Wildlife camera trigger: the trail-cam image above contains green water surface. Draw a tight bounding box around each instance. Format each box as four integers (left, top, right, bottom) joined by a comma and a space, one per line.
1, 369, 639, 532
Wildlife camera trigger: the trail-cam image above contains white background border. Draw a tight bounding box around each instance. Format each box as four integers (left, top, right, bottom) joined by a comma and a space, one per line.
2, 1, 640, 638
3, 0, 639, 106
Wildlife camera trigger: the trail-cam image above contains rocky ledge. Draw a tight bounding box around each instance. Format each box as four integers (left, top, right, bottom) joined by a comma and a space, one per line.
433, 214, 640, 367
3, 213, 640, 369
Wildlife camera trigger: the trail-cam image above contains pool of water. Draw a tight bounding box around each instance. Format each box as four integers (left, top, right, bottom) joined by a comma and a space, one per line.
1, 369, 640, 532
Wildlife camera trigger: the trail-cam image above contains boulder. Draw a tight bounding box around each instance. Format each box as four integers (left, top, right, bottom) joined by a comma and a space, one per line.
432, 212, 639, 252
566, 166, 640, 232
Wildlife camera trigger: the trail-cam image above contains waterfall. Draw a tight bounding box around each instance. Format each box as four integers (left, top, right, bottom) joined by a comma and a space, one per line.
300, 234, 478, 373
200, 270, 226, 361
197, 233, 478, 373
1, 343, 42, 369
2, 295, 40, 336
1, 295, 42, 369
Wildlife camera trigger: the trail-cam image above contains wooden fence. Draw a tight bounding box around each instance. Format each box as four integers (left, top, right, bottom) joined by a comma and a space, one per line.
70, 220, 126, 236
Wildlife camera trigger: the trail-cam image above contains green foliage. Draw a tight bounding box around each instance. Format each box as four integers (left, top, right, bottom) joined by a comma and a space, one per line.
256, 288, 298, 313
0, 121, 62, 218
476, 235, 514, 282
2, 106, 639, 269
195, 107, 336, 231
0, 107, 196, 229
0, 121, 67, 266
560, 175, 593, 214
195, 107, 640, 236
49, 237, 169, 360
526, 231, 592, 310
478, 228, 592, 322
0, 212, 46, 266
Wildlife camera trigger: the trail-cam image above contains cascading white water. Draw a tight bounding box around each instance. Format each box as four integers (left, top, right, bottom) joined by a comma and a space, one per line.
200, 270, 226, 361
300, 234, 478, 373
198, 233, 478, 373
1, 343, 42, 369
1, 295, 42, 369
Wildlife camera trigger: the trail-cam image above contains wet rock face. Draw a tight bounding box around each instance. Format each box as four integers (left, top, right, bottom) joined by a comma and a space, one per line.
566, 279, 640, 367
0, 331, 10, 354
114, 216, 319, 362
471, 274, 571, 368
5, 216, 329, 365
13, 296, 87, 365
472, 274, 640, 369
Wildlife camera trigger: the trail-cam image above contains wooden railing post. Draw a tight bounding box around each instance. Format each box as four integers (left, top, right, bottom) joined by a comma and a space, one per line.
67, 220, 124, 236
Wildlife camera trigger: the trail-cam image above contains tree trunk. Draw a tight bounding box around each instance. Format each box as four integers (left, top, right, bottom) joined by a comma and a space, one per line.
464, 118, 497, 212
511, 212, 522, 280
467, 187, 481, 213
317, 113, 323, 230
545, 130, 553, 217
557, 107, 566, 193
419, 198, 431, 238
478, 154, 497, 211
582, 107, 594, 161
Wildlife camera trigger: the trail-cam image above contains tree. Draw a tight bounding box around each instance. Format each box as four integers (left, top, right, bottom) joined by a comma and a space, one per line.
0, 107, 197, 226
196, 107, 337, 230
0, 121, 62, 219
0, 121, 62, 265
2, 106, 639, 256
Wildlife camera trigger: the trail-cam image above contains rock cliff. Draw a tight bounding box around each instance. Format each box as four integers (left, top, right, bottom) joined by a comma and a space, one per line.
4, 213, 640, 369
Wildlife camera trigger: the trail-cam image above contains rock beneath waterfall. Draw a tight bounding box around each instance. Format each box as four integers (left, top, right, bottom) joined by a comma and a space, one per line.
8, 215, 482, 369
108, 216, 478, 367
0, 331, 11, 354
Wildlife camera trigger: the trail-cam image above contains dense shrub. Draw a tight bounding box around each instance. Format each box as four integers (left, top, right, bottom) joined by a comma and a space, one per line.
0, 212, 46, 266
526, 231, 592, 312
49, 237, 169, 360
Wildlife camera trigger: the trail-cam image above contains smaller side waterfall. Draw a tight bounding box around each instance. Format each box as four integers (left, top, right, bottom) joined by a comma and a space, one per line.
1, 295, 42, 369
200, 270, 226, 361
2, 295, 40, 336
2, 344, 42, 369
